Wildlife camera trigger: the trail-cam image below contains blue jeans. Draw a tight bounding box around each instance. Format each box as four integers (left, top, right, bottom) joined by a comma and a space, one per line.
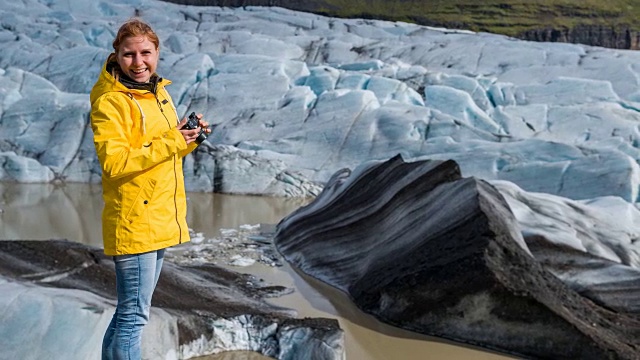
102, 249, 165, 360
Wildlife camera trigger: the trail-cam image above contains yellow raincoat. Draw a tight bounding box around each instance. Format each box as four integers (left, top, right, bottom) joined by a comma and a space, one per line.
90, 61, 196, 255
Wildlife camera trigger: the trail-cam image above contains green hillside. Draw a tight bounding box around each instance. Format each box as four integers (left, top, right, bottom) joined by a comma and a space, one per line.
162, 0, 640, 48
316, 0, 639, 36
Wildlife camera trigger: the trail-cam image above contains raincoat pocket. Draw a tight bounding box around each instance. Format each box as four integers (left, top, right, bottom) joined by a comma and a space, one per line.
124, 178, 157, 224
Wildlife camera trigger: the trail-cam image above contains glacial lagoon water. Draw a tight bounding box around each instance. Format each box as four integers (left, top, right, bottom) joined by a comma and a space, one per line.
0, 182, 514, 360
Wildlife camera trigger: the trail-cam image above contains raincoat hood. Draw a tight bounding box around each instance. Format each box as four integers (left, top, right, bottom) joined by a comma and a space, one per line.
90, 58, 170, 104
91, 59, 172, 136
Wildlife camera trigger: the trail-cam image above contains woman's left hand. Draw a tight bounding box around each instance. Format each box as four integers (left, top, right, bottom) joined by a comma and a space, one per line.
197, 115, 212, 135
177, 113, 211, 144
190, 113, 212, 134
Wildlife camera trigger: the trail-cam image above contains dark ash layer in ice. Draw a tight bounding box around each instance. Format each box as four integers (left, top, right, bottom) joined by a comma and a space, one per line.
274, 155, 640, 360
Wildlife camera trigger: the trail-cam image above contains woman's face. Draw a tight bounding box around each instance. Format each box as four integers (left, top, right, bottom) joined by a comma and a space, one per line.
116, 35, 159, 83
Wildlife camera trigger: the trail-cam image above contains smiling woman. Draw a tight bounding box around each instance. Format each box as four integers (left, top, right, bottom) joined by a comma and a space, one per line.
89, 18, 212, 360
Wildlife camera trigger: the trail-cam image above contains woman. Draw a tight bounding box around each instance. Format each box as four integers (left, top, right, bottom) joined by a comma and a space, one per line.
89, 18, 210, 359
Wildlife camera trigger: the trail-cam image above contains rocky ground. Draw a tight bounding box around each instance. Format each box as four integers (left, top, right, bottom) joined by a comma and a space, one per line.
167, 224, 285, 270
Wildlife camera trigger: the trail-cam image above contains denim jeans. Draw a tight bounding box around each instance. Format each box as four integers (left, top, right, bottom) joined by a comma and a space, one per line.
102, 249, 165, 360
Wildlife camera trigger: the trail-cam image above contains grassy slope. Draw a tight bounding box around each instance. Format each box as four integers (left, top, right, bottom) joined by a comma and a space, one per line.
314, 0, 640, 37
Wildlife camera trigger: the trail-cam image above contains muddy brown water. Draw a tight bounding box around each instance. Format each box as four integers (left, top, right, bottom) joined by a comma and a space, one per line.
0, 182, 514, 360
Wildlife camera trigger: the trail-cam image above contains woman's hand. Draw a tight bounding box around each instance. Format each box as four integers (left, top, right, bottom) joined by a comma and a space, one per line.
177, 113, 212, 145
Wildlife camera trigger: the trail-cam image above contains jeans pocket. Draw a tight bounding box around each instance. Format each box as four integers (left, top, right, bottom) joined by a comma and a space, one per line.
124, 178, 157, 224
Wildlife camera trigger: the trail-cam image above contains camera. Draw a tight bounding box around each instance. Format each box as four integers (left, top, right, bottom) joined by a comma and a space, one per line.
182, 112, 208, 145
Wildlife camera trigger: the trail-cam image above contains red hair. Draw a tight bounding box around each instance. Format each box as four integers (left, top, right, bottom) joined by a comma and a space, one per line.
113, 18, 159, 52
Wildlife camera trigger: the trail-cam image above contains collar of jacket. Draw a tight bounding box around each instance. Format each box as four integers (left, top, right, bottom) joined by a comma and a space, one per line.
106, 61, 162, 94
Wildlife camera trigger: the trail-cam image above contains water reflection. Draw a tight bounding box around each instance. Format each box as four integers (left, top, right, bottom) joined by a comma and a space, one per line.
0, 182, 104, 246
186, 190, 307, 241
0, 182, 305, 247
0, 182, 514, 360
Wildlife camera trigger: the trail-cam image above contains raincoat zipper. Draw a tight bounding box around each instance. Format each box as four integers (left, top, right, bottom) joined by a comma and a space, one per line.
155, 91, 183, 244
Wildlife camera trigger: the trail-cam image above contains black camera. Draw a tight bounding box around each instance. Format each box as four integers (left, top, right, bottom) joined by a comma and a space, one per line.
182, 112, 208, 145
